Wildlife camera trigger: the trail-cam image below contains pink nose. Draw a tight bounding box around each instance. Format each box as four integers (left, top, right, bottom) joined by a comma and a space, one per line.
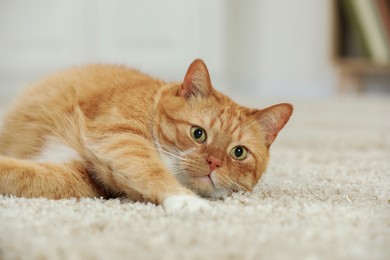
207, 156, 222, 171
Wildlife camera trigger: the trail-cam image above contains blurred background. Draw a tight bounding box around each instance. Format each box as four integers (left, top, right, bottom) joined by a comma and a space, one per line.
0, 0, 389, 106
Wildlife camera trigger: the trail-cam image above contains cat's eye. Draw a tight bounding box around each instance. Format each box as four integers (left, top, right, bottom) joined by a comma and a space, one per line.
190, 126, 207, 143
230, 146, 247, 160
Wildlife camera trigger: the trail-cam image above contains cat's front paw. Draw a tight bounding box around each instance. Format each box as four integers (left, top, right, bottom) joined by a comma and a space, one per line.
163, 195, 211, 214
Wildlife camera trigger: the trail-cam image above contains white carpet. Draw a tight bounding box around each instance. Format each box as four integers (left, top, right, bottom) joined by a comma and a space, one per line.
0, 97, 389, 260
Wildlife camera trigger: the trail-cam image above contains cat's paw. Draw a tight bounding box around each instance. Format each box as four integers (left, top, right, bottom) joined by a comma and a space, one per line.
163, 195, 211, 214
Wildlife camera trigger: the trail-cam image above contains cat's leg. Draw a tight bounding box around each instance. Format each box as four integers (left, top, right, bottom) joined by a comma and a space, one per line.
88, 134, 210, 212
0, 156, 102, 199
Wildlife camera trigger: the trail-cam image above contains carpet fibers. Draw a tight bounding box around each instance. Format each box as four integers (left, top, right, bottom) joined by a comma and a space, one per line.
0, 97, 389, 260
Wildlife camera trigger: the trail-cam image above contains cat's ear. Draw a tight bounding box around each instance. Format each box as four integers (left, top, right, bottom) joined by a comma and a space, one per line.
254, 103, 293, 147
178, 59, 212, 98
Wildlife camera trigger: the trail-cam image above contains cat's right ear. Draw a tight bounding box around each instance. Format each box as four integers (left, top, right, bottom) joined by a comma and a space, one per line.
178, 59, 212, 98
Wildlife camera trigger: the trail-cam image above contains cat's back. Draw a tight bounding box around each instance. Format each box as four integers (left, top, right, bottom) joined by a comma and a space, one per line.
22, 64, 163, 104
6, 64, 165, 118
0, 64, 165, 157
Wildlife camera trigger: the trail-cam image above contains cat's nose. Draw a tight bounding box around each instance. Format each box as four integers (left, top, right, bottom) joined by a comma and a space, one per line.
207, 155, 221, 172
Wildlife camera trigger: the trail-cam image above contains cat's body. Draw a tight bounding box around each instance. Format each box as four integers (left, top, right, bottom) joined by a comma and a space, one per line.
0, 59, 292, 211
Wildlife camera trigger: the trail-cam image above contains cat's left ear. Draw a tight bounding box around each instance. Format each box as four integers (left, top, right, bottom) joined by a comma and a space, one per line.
254, 103, 293, 147
178, 59, 212, 98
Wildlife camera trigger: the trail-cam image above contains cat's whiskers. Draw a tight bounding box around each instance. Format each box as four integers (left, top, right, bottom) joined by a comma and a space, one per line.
213, 175, 236, 193
180, 160, 204, 174
157, 148, 187, 162
103, 140, 188, 162
217, 175, 238, 192
178, 147, 196, 156
217, 173, 249, 192
169, 167, 186, 177
87, 143, 186, 168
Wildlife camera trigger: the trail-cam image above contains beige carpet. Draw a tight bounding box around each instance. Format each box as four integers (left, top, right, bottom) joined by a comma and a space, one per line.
0, 97, 389, 260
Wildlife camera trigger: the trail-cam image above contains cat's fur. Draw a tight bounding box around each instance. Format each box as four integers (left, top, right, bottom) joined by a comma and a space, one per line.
0, 59, 292, 211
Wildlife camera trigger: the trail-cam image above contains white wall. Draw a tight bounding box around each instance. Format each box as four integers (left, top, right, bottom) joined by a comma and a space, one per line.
256, 0, 336, 97
0, 0, 336, 106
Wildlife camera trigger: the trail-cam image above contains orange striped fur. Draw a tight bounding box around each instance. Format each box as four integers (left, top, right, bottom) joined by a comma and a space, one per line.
0, 59, 293, 205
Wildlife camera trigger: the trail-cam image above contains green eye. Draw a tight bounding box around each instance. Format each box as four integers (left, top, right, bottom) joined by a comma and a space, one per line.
190, 126, 207, 143
230, 146, 247, 160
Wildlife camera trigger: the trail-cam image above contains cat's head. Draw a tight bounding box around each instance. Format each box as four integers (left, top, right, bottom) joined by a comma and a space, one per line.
156, 59, 293, 198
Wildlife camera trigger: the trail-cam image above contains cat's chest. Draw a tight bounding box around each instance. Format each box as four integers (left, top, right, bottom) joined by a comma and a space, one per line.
159, 152, 177, 173
154, 140, 178, 174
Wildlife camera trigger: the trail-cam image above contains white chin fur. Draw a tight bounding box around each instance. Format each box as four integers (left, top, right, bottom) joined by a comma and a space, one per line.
209, 188, 230, 199
208, 172, 230, 199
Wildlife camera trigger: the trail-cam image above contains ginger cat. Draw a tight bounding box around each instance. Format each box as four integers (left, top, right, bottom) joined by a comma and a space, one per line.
0, 59, 292, 212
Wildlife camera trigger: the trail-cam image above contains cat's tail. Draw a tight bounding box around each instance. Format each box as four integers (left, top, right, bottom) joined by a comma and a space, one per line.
0, 156, 103, 199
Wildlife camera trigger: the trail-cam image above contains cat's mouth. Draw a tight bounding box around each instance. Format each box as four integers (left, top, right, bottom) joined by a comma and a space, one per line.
177, 169, 230, 198
196, 174, 215, 188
